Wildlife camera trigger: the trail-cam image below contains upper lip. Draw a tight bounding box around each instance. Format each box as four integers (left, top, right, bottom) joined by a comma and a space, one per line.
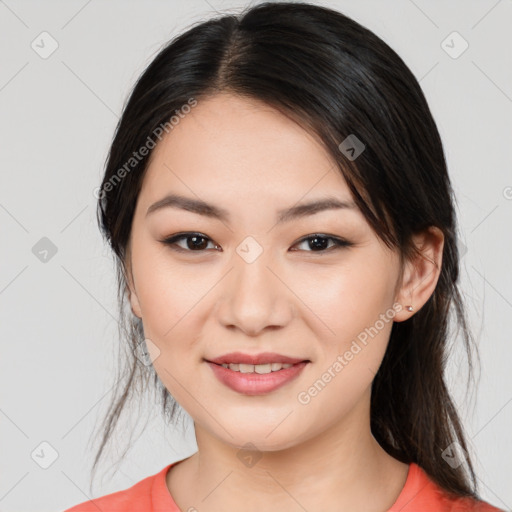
206, 352, 309, 365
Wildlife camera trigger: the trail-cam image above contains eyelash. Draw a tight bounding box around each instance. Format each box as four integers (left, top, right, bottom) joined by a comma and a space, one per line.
159, 232, 353, 254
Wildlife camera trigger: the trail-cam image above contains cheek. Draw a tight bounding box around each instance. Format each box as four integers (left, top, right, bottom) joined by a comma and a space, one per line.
292, 253, 398, 406
129, 234, 203, 342
294, 271, 395, 427
136, 274, 210, 356
132, 258, 209, 406
292, 255, 397, 344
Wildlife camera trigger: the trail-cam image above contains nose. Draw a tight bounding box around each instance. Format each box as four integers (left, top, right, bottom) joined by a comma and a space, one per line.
215, 246, 294, 337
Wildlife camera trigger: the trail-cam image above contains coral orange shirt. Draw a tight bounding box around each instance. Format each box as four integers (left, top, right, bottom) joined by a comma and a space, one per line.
64, 459, 504, 511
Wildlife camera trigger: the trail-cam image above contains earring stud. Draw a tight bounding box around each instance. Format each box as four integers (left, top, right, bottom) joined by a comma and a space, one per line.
406, 305, 414, 312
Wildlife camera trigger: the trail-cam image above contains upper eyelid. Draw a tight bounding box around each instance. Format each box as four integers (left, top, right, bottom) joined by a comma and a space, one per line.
163, 232, 344, 242
163, 232, 219, 250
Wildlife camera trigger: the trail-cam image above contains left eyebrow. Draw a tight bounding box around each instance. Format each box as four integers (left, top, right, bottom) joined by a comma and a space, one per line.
146, 193, 357, 225
276, 197, 357, 224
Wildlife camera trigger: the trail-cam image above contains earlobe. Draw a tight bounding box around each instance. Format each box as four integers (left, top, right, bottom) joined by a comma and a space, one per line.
123, 245, 143, 319
393, 226, 444, 322
125, 266, 142, 319
128, 285, 142, 319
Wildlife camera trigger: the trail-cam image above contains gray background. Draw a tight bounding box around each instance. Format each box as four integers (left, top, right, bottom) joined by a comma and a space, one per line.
1, 0, 511, 511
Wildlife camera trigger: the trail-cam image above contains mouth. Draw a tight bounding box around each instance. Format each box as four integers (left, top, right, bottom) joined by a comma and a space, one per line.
206, 360, 310, 374
204, 357, 311, 395
205, 351, 310, 367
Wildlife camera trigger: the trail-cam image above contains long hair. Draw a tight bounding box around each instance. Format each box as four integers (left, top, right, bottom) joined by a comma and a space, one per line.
91, 1, 481, 499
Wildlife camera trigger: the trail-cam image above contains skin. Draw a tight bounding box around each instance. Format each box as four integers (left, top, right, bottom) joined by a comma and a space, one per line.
125, 92, 444, 512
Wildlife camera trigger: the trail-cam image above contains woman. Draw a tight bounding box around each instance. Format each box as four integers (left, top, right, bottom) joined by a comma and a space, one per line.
65, 2, 503, 511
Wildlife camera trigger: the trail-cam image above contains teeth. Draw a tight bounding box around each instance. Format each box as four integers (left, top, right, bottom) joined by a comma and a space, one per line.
220, 362, 294, 373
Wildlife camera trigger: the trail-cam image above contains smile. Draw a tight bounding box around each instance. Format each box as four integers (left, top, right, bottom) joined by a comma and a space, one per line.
206, 361, 309, 395
219, 362, 294, 373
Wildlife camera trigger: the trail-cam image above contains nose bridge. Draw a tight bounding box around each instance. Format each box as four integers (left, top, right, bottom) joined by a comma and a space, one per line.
218, 236, 292, 335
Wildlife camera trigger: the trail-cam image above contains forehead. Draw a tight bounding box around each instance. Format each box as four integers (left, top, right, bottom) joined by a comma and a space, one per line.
139, 93, 354, 207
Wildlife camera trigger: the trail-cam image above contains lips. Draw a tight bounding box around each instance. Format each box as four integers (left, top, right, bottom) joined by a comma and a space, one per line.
206, 360, 309, 395
206, 351, 309, 366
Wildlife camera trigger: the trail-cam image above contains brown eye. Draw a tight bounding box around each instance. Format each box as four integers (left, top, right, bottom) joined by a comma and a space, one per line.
290, 234, 352, 252
161, 233, 220, 252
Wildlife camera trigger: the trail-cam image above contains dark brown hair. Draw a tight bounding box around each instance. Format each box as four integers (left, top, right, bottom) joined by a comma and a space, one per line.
91, 1, 482, 500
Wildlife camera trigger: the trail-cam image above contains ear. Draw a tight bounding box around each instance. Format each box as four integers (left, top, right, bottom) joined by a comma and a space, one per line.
393, 226, 444, 322
124, 256, 142, 319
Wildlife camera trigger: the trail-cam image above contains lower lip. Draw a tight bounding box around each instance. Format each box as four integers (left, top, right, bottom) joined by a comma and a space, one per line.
206, 361, 309, 395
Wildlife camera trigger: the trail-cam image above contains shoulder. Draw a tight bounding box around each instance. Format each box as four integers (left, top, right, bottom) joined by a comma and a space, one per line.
388, 463, 505, 512
445, 494, 506, 512
63, 464, 173, 512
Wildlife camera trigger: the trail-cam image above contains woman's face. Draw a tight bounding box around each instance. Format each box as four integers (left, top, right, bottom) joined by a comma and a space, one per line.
126, 93, 408, 451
